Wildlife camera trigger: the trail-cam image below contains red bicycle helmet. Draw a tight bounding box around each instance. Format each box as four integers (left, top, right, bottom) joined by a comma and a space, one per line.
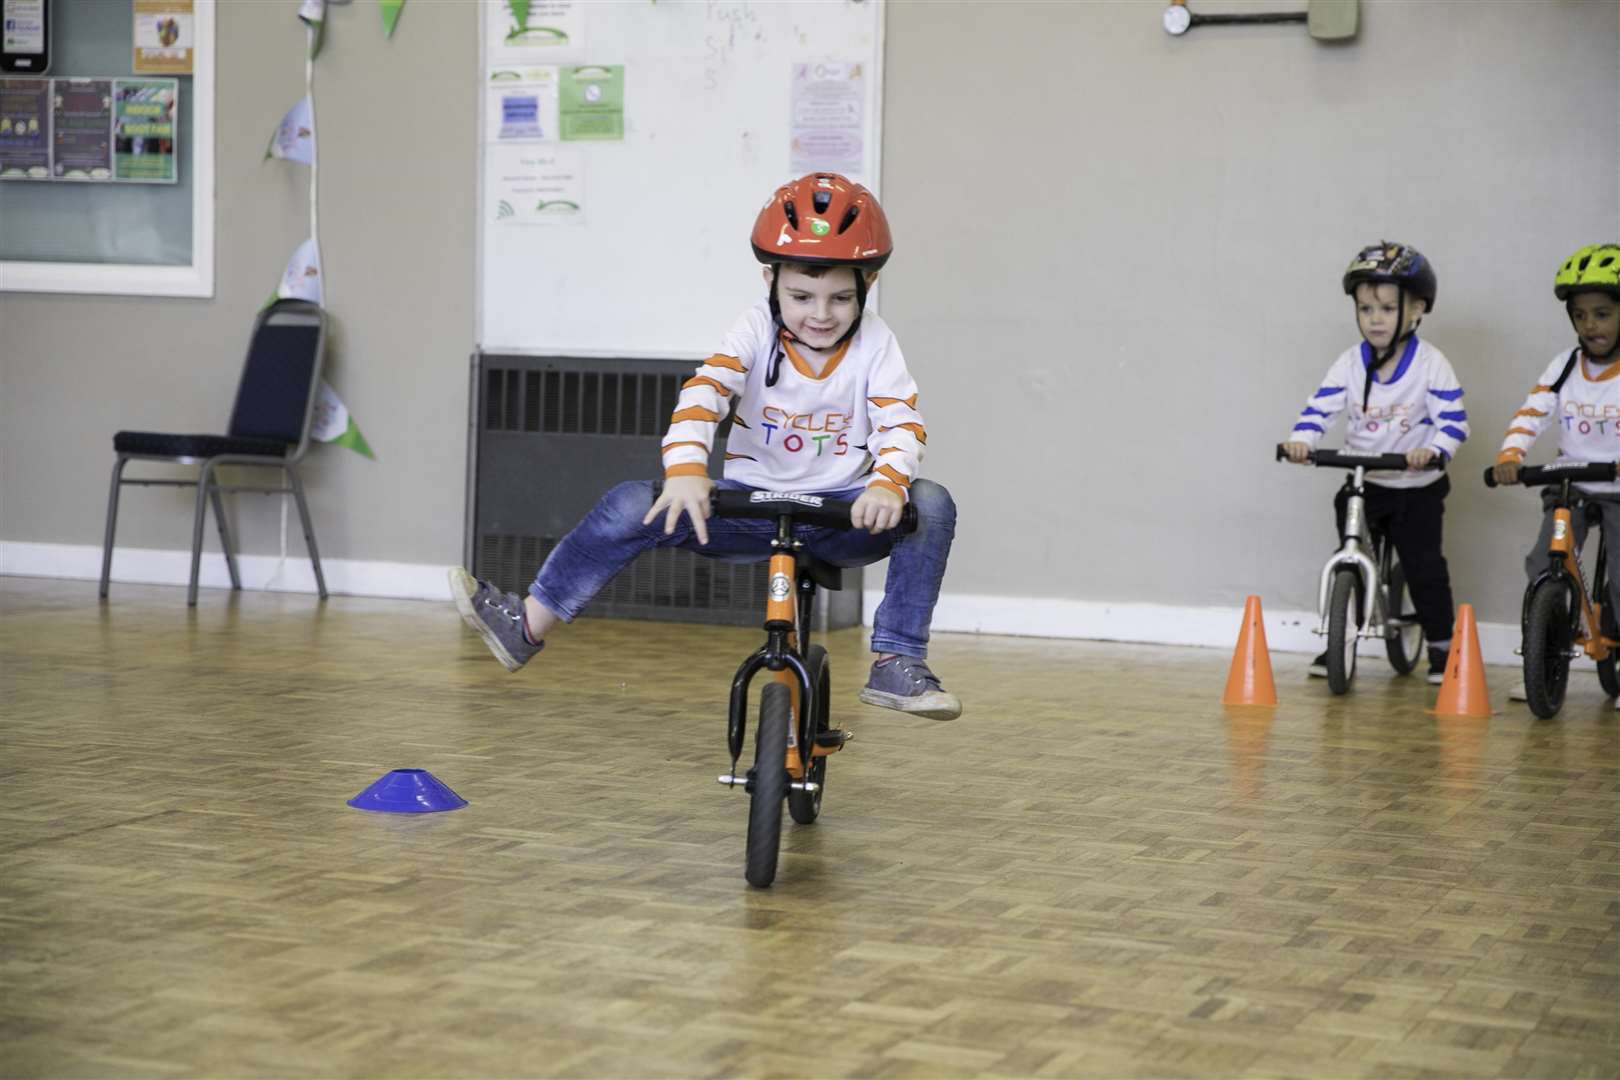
750, 173, 892, 271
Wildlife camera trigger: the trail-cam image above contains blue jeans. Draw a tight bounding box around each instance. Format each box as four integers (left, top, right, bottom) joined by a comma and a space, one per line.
530, 478, 956, 658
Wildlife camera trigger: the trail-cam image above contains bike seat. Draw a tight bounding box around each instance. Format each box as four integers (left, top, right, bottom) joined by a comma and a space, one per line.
799, 553, 844, 592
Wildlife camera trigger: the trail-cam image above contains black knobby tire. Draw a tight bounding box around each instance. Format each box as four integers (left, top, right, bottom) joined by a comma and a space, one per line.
1523, 581, 1573, 720
1598, 589, 1620, 698
1383, 557, 1425, 676
1325, 569, 1362, 695
788, 646, 831, 825
745, 682, 790, 888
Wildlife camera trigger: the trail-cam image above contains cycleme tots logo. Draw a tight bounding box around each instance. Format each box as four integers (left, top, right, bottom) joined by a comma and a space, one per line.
769, 573, 793, 601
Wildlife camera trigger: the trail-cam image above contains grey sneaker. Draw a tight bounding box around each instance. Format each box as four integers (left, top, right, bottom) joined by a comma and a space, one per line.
449, 566, 543, 672
1308, 651, 1328, 678
858, 656, 962, 721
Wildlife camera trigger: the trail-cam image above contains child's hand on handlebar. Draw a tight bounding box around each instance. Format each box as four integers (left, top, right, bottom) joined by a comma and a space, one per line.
1406, 447, 1438, 470
1282, 441, 1312, 464
1492, 461, 1521, 486
850, 486, 904, 534
645, 474, 715, 544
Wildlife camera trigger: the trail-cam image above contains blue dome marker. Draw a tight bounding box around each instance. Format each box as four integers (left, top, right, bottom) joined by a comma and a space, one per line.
347, 769, 468, 813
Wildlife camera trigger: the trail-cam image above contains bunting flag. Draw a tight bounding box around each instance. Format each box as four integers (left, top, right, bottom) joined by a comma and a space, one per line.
311, 381, 378, 459
298, 0, 326, 59
506, 0, 530, 39
277, 238, 324, 304
380, 0, 406, 38
265, 95, 315, 164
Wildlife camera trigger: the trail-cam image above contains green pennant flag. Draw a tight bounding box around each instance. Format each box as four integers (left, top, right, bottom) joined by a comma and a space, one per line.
507, 0, 530, 40
380, 0, 405, 38
312, 381, 378, 460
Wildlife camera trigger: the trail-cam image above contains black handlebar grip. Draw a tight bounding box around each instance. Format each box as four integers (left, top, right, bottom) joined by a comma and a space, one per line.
1482, 466, 1499, 489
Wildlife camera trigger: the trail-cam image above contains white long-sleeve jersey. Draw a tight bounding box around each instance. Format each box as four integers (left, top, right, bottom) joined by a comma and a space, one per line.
1497, 348, 1620, 496
1286, 337, 1469, 489
661, 302, 926, 501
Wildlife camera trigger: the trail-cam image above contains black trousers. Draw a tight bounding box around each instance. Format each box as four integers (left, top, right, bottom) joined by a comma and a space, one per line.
1333, 475, 1454, 644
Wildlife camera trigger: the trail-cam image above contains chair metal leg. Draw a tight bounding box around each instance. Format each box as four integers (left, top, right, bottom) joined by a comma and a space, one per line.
287, 465, 328, 600
188, 462, 216, 607
209, 483, 242, 591
100, 456, 129, 600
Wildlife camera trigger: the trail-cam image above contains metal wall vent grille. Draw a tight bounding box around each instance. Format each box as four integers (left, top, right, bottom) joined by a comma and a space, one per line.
483, 368, 685, 437
478, 533, 769, 620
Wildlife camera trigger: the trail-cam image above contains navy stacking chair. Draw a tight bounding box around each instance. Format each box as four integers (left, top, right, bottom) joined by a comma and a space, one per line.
99, 299, 329, 607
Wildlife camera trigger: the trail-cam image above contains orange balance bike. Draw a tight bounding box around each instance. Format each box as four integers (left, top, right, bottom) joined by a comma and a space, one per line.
1484, 461, 1620, 719
706, 488, 916, 888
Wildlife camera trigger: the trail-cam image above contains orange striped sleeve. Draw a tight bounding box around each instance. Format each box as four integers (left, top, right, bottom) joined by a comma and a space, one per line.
703, 354, 747, 373
670, 406, 722, 424
868, 393, 919, 409
1530, 384, 1553, 394
683, 376, 732, 397
663, 463, 709, 479
879, 422, 927, 444
1504, 426, 1537, 439
877, 447, 903, 456
1513, 408, 1548, 419
1496, 447, 1525, 465
875, 464, 912, 490
661, 441, 708, 456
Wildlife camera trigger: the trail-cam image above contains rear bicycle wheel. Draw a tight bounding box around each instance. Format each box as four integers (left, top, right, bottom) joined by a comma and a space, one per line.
1523, 580, 1573, 720
1598, 578, 1620, 698
788, 645, 830, 825
745, 683, 790, 888
1325, 569, 1362, 695
1383, 556, 1425, 675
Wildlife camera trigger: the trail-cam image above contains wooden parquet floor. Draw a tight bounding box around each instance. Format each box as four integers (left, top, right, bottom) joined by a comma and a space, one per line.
2, 575, 1617, 1079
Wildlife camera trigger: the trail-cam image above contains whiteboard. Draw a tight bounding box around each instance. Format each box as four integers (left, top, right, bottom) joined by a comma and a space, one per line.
476, 0, 885, 358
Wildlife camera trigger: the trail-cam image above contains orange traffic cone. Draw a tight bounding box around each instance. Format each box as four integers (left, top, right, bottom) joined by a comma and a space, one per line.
1222, 595, 1278, 707
1431, 603, 1492, 718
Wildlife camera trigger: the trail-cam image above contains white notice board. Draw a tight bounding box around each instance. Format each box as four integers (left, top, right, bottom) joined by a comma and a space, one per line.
477, 0, 884, 358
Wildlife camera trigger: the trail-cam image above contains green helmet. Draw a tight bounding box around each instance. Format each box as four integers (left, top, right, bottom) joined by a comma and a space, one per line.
1554, 243, 1620, 301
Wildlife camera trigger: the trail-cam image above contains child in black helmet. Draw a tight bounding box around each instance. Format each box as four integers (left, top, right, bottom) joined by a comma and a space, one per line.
1282, 242, 1469, 685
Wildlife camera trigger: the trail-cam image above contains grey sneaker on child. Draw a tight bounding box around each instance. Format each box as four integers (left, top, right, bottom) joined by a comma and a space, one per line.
858, 656, 962, 721
1308, 651, 1329, 678
449, 566, 543, 672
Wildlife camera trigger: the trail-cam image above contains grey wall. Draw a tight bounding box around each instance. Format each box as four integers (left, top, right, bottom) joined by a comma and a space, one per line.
882, 0, 1620, 625
3, 1, 1618, 630
0, 0, 475, 567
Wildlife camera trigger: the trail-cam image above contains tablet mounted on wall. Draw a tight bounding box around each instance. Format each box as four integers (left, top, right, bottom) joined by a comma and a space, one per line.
2, 0, 51, 74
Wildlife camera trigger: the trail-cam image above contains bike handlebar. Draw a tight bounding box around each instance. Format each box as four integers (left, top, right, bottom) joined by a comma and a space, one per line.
1482, 461, 1620, 489
710, 488, 919, 533
1274, 445, 1444, 472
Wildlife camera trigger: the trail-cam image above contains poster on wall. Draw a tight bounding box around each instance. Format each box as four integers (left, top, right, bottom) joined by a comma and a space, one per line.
52, 79, 113, 180
133, 0, 195, 75
486, 142, 583, 225
113, 78, 178, 183
486, 66, 559, 143
487, 0, 585, 63
558, 65, 621, 141
789, 61, 865, 175
0, 78, 50, 179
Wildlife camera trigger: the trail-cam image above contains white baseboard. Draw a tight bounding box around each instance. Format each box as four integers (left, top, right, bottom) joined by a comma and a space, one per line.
0, 541, 453, 602
866, 589, 1530, 668
0, 541, 1531, 667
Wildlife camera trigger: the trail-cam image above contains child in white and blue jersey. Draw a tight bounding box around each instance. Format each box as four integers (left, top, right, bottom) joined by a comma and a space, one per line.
1282, 242, 1469, 684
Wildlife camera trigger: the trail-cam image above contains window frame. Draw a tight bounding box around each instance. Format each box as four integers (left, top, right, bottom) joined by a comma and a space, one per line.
0, 0, 215, 298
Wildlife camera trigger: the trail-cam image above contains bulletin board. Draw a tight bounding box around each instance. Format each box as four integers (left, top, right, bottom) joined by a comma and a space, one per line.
476, 0, 885, 358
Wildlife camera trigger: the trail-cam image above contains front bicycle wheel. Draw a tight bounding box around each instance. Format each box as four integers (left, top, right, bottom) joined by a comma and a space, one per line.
745, 682, 790, 888
1598, 584, 1620, 698
1326, 568, 1362, 695
1523, 580, 1574, 720
1383, 556, 1425, 675
788, 645, 830, 826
